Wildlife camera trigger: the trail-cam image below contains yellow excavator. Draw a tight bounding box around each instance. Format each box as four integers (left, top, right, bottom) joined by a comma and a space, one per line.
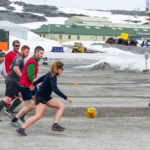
117, 32, 129, 40
72, 42, 86, 53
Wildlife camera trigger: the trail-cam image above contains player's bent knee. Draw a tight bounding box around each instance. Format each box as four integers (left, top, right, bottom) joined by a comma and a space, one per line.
60, 104, 65, 110
27, 104, 35, 110
4, 97, 12, 104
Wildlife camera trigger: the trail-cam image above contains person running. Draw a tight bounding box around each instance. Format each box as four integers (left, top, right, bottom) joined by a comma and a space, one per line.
16, 61, 72, 136
11, 46, 44, 127
4, 40, 20, 110
0, 50, 7, 79
0, 45, 30, 120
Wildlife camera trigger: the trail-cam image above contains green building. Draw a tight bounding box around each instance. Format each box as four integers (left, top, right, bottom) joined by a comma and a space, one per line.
65, 16, 112, 26
33, 16, 150, 42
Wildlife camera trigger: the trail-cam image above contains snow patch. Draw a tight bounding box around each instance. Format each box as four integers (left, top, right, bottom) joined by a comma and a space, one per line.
10, 3, 23, 13
19, 17, 68, 29
0, 7, 6, 10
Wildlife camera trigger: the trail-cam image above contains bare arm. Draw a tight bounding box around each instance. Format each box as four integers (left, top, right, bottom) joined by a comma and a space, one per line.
1, 72, 7, 79
12, 55, 23, 77
13, 66, 22, 77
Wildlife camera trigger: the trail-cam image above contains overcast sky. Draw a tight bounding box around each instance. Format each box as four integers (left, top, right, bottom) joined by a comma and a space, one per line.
18, 0, 146, 10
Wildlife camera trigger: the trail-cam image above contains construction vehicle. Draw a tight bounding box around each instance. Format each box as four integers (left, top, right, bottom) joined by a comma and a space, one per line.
106, 32, 138, 46
0, 29, 9, 51
72, 42, 86, 53
120, 32, 129, 40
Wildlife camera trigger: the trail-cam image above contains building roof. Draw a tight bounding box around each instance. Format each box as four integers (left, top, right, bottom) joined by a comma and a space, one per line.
65, 16, 149, 29
33, 24, 150, 37
72, 16, 110, 22
65, 16, 112, 26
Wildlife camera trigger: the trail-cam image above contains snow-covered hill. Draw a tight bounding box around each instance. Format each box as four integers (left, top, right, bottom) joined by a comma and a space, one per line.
15, 5, 148, 29
0, 0, 148, 29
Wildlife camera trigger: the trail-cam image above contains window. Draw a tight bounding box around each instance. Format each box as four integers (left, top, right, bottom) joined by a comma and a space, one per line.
59, 34, 62, 40
134, 29, 139, 31
103, 36, 106, 41
68, 35, 71, 39
77, 35, 80, 40
95, 27, 100, 29
56, 25, 61, 27
143, 29, 148, 31
94, 36, 97, 40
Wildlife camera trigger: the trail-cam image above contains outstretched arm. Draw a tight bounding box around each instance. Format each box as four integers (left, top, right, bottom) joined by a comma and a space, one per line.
50, 76, 67, 100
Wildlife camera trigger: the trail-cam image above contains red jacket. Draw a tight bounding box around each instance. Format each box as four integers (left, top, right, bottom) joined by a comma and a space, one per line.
5, 51, 19, 73
19, 57, 38, 88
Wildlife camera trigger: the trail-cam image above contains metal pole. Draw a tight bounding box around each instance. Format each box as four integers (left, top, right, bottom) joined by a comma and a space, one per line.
144, 52, 149, 71
146, 58, 147, 70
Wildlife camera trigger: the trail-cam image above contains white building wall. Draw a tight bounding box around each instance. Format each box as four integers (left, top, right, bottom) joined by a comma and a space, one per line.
0, 21, 29, 40
10, 29, 28, 40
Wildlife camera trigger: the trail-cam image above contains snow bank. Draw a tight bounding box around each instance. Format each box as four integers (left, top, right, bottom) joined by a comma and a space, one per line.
75, 49, 148, 71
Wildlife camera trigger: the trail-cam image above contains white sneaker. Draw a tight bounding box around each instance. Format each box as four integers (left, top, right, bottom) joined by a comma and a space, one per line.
10, 121, 21, 127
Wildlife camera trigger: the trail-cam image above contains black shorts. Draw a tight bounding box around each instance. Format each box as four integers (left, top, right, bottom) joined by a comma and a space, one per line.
35, 96, 52, 105
19, 86, 37, 101
5, 80, 19, 97
31, 86, 38, 96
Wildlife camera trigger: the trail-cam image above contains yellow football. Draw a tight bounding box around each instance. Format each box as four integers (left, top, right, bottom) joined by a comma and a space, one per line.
86, 107, 97, 118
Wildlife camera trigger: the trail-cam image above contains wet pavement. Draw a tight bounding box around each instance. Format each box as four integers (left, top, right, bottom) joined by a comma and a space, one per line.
1, 59, 150, 150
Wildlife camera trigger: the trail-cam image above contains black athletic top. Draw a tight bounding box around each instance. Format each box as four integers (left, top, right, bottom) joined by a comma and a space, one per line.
33, 72, 67, 100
